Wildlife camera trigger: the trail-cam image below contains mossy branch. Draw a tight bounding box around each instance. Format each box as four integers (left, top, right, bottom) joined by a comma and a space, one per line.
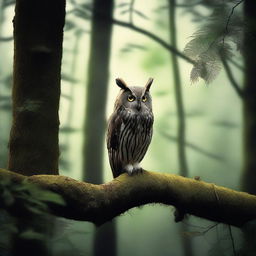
1, 168, 256, 227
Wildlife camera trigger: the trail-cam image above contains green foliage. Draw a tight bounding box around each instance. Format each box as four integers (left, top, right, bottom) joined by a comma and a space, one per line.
183, 1, 243, 83
0, 177, 66, 254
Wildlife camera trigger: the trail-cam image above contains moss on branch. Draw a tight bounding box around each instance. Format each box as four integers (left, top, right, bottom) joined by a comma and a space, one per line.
0, 168, 256, 227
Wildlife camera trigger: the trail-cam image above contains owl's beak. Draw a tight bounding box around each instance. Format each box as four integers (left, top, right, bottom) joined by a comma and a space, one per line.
136, 102, 141, 111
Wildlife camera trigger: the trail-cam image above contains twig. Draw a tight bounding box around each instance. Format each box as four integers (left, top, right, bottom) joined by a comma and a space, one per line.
228, 225, 236, 256
202, 223, 219, 235
183, 221, 219, 235
228, 58, 244, 71
129, 0, 135, 24
160, 131, 224, 161
223, 0, 244, 45
220, 53, 244, 98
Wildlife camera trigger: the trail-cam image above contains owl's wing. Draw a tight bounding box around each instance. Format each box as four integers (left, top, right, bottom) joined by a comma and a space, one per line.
107, 111, 122, 150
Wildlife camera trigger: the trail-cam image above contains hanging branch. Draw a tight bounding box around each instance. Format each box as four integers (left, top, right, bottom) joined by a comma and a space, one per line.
220, 53, 244, 98
111, 18, 195, 64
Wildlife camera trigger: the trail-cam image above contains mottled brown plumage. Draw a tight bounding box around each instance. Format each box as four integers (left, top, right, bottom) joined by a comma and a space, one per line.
107, 78, 154, 178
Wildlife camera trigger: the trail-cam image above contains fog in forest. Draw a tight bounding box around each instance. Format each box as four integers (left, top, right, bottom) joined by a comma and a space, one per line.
0, 0, 254, 256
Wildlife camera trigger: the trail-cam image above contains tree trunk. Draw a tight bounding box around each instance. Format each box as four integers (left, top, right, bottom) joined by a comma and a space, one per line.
82, 0, 116, 255
241, 1, 256, 255
8, 0, 65, 175
7, 0, 66, 255
168, 1, 192, 256
242, 0, 256, 195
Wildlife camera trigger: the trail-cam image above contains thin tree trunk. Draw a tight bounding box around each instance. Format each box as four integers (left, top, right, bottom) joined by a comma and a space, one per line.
241, 1, 256, 255
8, 0, 65, 175
168, 1, 192, 256
82, 0, 116, 255
168, 0, 188, 177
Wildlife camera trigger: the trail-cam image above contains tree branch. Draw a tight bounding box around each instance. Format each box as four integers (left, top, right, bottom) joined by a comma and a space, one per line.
111, 18, 195, 64
0, 36, 13, 42
69, 3, 195, 64
220, 54, 244, 98
1, 168, 256, 227
223, 0, 244, 45
160, 131, 224, 161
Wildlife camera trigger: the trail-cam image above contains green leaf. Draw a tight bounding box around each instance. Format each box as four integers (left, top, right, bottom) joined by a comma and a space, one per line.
0, 223, 18, 234
32, 191, 66, 206
20, 230, 46, 241
2, 190, 15, 206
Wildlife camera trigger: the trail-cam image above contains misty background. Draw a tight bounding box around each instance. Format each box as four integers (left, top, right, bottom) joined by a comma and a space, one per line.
0, 0, 244, 255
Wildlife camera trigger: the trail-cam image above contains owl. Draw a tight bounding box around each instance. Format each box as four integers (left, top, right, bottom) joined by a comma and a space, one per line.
107, 78, 154, 178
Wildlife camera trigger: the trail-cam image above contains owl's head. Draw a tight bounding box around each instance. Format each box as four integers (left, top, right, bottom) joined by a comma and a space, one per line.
114, 78, 153, 114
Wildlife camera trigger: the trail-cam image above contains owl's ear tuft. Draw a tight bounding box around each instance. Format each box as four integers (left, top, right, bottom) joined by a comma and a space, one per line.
116, 78, 129, 90
145, 78, 154, 91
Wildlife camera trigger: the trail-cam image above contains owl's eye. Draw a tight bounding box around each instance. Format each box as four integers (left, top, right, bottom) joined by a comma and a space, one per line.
127, 95, 135, 102
142, 95, 147, 102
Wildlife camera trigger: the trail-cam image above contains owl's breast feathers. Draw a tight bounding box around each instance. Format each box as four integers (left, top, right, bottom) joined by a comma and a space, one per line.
107, 106, 153, 152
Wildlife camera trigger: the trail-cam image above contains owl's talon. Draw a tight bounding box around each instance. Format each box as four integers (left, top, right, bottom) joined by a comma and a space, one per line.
130, 167, 143, 176
124, 166, 143, 176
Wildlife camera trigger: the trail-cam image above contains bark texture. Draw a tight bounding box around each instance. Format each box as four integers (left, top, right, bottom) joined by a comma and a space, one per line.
1, 168, 256, 228
8, 0, 66, 175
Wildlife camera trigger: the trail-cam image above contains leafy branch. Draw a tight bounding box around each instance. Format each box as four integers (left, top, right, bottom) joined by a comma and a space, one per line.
183, 1, 245, 97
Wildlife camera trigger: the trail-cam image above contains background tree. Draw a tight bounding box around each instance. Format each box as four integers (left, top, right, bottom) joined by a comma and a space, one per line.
0, 0, 13, 168
241, 1, 256, 254
82, 0, 116, 255
168, 1, 193, 256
